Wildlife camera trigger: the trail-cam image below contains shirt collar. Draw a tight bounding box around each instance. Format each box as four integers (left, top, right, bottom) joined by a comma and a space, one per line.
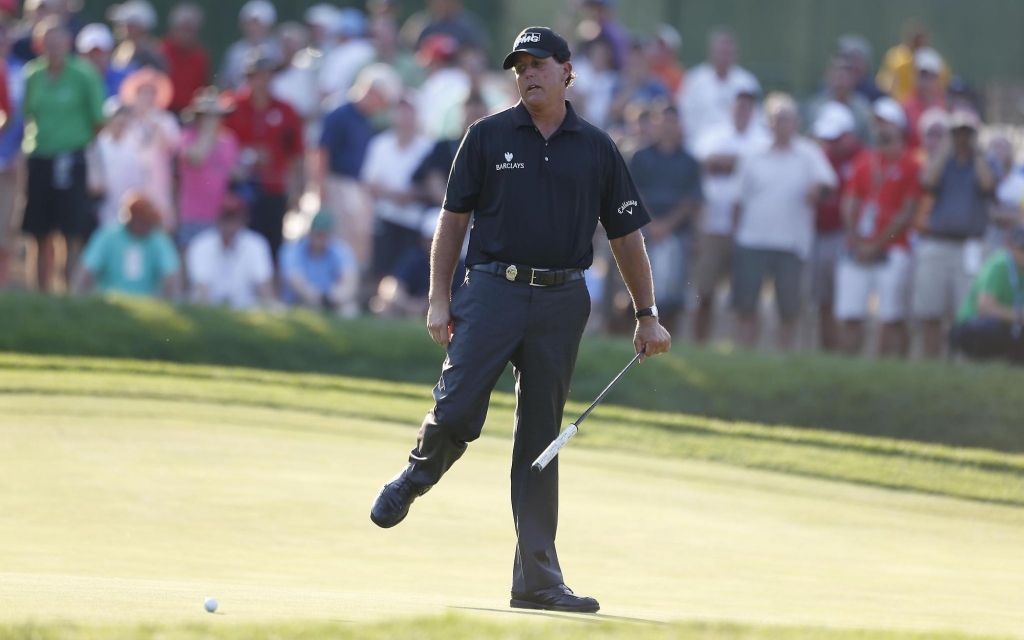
512, 100, 583, 133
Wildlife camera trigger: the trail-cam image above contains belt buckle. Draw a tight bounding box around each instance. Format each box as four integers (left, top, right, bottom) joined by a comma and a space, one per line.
529, 268, 549, 287
505, 265, 518, 281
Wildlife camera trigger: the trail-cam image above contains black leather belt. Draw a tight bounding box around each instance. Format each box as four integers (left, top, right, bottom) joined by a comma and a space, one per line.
469, 262, 585, 287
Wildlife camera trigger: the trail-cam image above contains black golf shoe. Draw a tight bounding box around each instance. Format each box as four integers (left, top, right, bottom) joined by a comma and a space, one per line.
510, 583, 600, 613
370, 465, 432, 528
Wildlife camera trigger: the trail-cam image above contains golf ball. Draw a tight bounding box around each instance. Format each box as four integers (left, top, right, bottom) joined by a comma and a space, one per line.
204, 597, 218, 613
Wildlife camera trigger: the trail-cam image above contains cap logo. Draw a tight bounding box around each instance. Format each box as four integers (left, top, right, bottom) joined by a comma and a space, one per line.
516, 32, 542, 47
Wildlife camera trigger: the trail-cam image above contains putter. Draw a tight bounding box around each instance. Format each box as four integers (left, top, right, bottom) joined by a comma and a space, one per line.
531, 347, 646, 473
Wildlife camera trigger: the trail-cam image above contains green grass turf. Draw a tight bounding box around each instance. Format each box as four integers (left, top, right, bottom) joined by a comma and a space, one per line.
1, 357, 1023, 639
2, 292, 1024, 453
3, 354, 1023, 506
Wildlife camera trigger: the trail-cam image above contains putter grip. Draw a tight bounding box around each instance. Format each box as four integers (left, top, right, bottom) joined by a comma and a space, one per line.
531, 424, 578, 473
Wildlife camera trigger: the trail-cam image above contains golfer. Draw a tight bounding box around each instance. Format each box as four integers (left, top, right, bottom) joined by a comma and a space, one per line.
371, 26, 672, 613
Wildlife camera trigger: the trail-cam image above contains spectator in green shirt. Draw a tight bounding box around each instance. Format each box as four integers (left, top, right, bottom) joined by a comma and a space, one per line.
950, 224, 1024, 364
20, 16, 106, 292
73, 191, 181, 298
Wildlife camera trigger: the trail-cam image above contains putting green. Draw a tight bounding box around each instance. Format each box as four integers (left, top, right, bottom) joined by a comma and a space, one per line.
1, 380, 1023, 638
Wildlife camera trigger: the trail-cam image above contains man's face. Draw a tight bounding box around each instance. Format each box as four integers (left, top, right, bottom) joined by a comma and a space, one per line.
709, 33, 736, 70
218, 215, 245, 244
875, 118, 903, 147
242, 17, 269, 41
127, 215, 155, 238
770, 107, 798, 142
512, 54, 569, 108
733, 94, 755, 128
247, 68, 273, 93
43, 27, 70, 60
917, 70, 939, 97
952, 127, 976, 153
658, 112, 682, 147
172, 18, 200, 45
829, 62, 855, 94
84, 47, 110, 68
309, 231, 329, 254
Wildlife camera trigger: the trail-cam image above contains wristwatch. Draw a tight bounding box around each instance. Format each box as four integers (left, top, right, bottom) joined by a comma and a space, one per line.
635, 305, 659, 320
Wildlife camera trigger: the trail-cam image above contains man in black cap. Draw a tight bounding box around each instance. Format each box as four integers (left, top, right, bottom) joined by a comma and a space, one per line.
370, 26, 671, 613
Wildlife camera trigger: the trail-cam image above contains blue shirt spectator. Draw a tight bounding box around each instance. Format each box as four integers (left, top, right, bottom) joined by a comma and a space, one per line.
279, 211, 359, 315
319, 101, 374, 178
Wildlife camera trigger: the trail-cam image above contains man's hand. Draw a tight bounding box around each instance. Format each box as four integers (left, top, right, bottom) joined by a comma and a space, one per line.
634, 317, 671, 362
427, 301, 453, 348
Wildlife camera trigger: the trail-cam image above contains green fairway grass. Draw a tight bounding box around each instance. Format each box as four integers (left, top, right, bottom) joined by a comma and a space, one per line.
3, 293, 1024, 453
1, 356, 1023, 639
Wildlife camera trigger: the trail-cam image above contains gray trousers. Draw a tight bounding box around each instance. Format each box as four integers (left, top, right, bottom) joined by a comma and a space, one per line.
408, 269, 591, 593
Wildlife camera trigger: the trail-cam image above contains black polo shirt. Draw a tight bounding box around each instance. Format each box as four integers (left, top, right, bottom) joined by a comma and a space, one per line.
443, 101, 650, 269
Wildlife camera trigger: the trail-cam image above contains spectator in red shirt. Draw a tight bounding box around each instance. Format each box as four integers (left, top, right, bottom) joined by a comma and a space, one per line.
901, 47, 947, 150
811, 102, 865, 352
160, 2, 210, 114
836, 97, 922, 358
223, 49, 304, 263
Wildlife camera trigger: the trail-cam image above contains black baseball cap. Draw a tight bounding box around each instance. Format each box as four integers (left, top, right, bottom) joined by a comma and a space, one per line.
502, 26, 571, 70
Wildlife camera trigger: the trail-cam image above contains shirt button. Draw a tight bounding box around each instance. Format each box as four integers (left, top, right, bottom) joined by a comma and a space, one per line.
545, 157, 549, 161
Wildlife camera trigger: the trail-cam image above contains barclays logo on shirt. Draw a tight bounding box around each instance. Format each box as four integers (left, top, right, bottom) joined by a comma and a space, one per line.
496, 152, 525, 171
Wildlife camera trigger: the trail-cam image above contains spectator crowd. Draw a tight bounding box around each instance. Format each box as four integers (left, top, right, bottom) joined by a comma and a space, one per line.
0, 0, 1022, 364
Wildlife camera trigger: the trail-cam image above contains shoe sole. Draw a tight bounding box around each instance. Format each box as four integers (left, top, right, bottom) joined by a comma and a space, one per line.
369, 507, 408, 529
510, 598, 599, 614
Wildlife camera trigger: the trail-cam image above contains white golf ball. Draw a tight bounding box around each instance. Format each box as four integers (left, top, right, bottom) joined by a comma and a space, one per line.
204, 597, 218, 613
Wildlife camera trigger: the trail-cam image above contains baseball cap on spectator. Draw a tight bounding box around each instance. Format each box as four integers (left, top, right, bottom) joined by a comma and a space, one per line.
918, 106, 950, 138
914, 47, 943, 75
948, 109, 980, 132
107, 0, 158, 30
240, 0, 277, 26
304, 4, 339, 30
309, 210, 334, 233
734, 75, 761, 99
76, 23, 114, 54
243, 46, 282, 75
812, 101, 856, 140
873, 96, 908, 129
502, 26, 571, 70
120, 67, 175, 110
837, 33, 872, 63
349, 62, 403, 104
416, 33, 460, 67
654, 23, 682, 51
334, 7, 367, 38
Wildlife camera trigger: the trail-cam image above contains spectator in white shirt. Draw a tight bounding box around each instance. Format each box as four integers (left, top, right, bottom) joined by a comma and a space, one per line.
414, 33, 470, 140
186, 193, 274, 310
677, 27, 758, 147
361, 97, 435, 280
271, 21, 318, 121
220, 0, 281, 90
91, 98, 146, 227
691, 79, 770, 343
732, 92, 838, 350
318, 8, 376, 109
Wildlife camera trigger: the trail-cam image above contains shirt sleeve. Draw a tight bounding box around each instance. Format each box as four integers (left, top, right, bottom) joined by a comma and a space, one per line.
155, 233, 181, 277
80, 228, 110, 274
185, 238, 211, 286
442, 122, 483, 214
809, 143, 839, 188
600, 137, 651, 239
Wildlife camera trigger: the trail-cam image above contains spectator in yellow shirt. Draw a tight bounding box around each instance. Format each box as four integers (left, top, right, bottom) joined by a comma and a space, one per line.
876, 18, 950, 103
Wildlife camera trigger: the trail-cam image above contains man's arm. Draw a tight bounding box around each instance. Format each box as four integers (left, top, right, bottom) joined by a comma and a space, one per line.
975, 154, 996, 195
921, 139, 951, 191
977, 292, 1020, 323
608, 229, 672, 359
426, 210, 471, 347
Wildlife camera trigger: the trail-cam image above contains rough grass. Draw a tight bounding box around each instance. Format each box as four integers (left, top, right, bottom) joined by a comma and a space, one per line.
3, 353, 1023, 506
1, 293, 1023, 453
1, 614, 1014, 640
